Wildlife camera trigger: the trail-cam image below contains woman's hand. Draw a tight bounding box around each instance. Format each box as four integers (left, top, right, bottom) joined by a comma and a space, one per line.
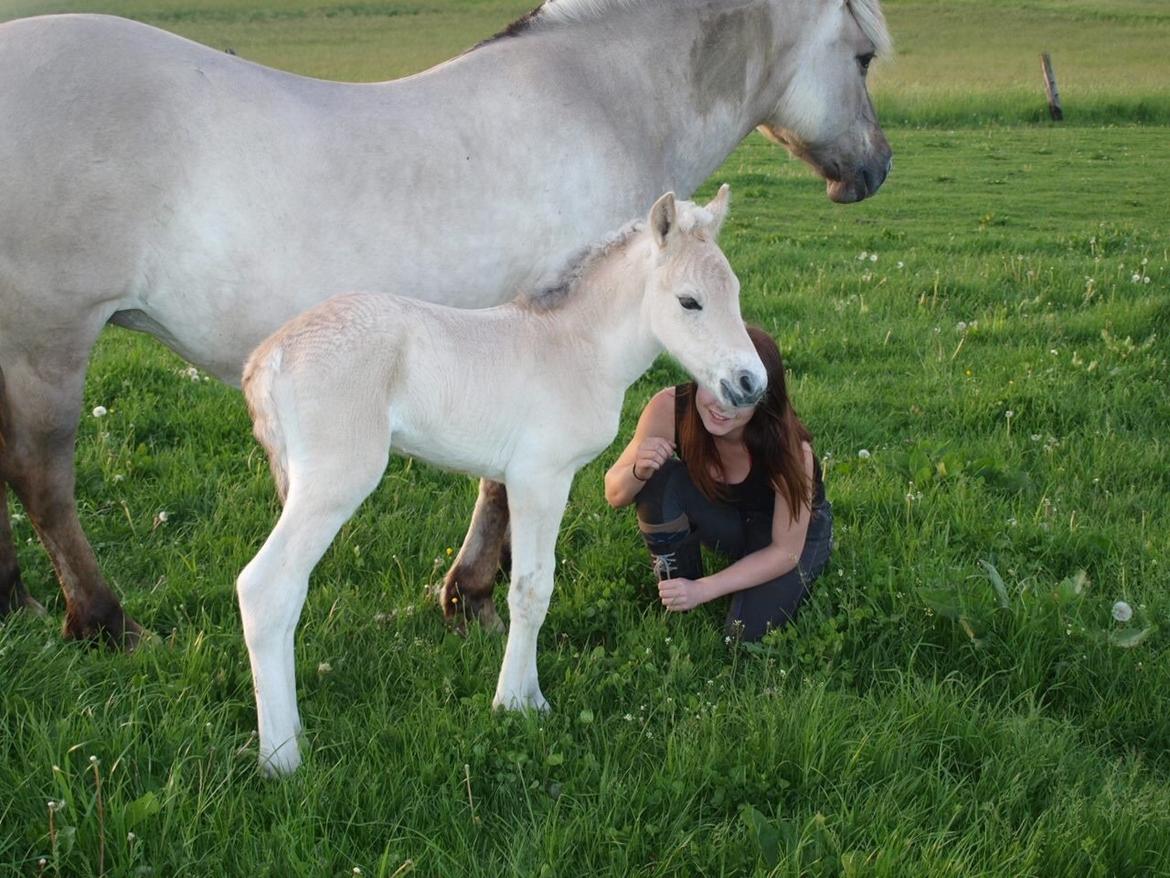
633, 437, 675, 481
658, 577, 707, 612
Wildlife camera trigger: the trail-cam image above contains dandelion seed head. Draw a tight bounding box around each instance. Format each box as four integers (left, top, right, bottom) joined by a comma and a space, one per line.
858, 449, 871, 459
92, 406, 108, 418
1112, 601, 1133, 623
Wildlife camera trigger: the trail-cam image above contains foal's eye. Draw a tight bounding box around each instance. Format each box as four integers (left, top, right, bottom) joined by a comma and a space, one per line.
678, 296, 703, 312
857, 52, 874, 73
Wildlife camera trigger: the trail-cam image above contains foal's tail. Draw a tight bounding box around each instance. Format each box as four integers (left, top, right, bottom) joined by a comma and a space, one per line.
242, 340, 291, 504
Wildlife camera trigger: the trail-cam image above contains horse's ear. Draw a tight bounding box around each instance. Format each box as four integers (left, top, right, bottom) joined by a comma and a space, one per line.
650, 191, 677, 249
705, 183, 731, 237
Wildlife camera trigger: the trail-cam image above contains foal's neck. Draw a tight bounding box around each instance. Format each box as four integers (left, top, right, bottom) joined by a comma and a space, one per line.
550, 235, 662, 393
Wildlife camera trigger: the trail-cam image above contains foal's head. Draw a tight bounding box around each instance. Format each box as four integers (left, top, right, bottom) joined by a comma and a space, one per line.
644, 185, 765, 410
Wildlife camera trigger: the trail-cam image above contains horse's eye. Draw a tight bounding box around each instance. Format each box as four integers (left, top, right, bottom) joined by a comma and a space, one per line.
858, 53, 874, 73
678, 296, 703, 311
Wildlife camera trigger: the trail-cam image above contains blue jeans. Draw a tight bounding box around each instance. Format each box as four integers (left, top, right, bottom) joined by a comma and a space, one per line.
635, 458, 832, 641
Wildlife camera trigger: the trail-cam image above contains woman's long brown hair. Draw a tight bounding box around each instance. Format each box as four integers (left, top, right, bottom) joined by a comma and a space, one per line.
678, 326, 813, 520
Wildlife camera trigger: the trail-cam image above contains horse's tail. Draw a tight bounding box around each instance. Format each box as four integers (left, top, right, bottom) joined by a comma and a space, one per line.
0, 363, 8, 456
242, 340, 291, 505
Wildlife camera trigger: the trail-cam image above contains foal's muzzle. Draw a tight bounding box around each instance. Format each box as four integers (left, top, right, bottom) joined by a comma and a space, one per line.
720, 370, 765, 409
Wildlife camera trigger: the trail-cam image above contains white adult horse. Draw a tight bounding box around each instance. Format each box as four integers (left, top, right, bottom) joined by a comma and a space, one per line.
0, 0, 891, 645
240, 188, 757, 774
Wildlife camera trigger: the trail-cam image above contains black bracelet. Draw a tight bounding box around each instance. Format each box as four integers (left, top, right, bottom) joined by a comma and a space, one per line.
632, 462, 648, 482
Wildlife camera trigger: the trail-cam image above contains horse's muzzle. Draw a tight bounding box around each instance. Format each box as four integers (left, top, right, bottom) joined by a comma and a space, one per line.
828, 154, 893, 203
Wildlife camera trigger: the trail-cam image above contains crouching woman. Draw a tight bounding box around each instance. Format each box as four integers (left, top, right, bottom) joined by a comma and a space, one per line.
604, 327, 832, 641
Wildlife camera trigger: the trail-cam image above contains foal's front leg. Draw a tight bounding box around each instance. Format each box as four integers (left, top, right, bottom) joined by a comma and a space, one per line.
493, 470, 573, 711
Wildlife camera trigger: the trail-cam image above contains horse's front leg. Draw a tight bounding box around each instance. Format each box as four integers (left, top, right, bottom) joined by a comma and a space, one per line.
441, 478, 508, 633
492, 470, 572, 711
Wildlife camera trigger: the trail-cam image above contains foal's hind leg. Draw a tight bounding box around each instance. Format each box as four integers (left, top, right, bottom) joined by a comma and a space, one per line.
441, 478, 508, 633
0, 481, 45, 617
0, 353, 142, 646
237, 405, 391, 776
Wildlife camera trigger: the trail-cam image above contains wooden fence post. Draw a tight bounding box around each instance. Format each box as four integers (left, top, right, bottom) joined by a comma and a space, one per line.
1041, 52, 1063, 121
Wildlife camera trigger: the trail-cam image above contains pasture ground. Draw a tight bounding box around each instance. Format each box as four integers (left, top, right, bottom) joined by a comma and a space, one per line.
2, 1, 1169, 875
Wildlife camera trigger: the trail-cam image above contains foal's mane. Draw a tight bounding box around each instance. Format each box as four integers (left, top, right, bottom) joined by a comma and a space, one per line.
482, 0, 891, 57
519, 219, 646, 312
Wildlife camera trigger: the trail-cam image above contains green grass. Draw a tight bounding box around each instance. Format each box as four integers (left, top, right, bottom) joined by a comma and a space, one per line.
2, 1, 1170, 876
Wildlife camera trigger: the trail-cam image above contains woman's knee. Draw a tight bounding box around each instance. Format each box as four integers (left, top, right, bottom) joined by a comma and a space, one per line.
634, 458, 689, 528
724, 568, 817, 642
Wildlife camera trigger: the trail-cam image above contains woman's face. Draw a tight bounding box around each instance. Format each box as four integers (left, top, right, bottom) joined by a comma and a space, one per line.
695, 385, 756, 438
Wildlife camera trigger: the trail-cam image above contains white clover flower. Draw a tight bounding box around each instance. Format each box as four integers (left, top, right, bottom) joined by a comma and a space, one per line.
623, 713, 633, 721
896, 261, 905, 269
92, 406, 108, 418
317, 661, 333, 675
858, 449, 871, 460
1112, 601, 1133, 623
858, 250, 869, 261
1007, 517, 1018, 527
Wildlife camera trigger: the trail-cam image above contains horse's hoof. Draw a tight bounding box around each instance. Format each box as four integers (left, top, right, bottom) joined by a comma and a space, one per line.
0, 577, 46, 618
439, 581, 505, 636
62, 605, 150, 652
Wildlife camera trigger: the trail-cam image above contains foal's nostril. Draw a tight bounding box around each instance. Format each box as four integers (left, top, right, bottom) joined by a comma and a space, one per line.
735, 370, 764, 403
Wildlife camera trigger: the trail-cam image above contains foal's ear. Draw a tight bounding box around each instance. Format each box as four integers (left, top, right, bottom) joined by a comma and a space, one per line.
650, 191, 677, 249
705, 183, 731, 237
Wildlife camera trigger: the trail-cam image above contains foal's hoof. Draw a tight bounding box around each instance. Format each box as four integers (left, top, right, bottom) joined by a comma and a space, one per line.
259, 744, 303, 778
492, 689, 551, 713
63, 605, 150, 652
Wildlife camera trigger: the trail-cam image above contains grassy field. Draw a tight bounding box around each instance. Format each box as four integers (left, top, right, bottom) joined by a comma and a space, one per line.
2, 1, 1169, 876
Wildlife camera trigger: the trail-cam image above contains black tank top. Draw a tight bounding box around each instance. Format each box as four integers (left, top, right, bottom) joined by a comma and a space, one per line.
673, 383, 825, 517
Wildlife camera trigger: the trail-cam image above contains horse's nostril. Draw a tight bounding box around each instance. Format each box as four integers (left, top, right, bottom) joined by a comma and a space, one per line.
739, 373, 753, 393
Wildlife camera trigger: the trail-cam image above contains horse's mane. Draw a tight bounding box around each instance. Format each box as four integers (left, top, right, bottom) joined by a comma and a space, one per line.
518, 219, 646, 312
482, 0, 891, 57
